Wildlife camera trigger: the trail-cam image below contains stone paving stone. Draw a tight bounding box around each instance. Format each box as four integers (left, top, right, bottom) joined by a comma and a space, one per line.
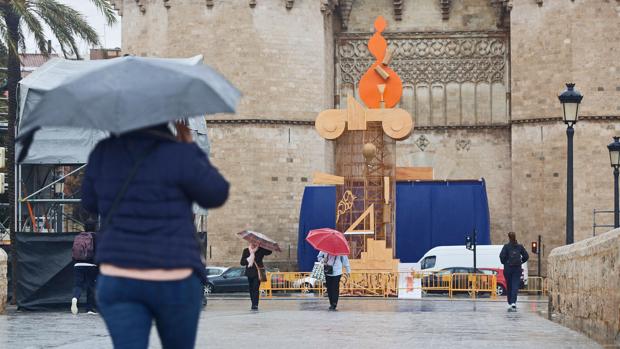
0, 298, 601, 349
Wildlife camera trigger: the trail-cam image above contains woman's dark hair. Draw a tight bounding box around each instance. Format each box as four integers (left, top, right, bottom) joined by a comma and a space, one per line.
508, 231, 517, 243
84, 220, 98, 232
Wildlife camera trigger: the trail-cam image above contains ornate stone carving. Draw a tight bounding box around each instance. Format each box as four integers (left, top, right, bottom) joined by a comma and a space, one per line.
393, 0, 404, 21
489, 0, 512, 28
286, 0, 294, 9
111, 0, 123, 16
320, 0, 338, 14
339, 0, 354, 30
206, 0, 214, 8
249, 0, 257, 8
135, 0, 146, 13
337, 33, 508, 86
415, 135, 430, 151
440, 0, 452, 20
455, 139, 471, 151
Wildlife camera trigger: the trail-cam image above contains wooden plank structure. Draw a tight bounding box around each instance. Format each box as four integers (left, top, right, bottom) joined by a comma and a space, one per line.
313, 16, 414, 266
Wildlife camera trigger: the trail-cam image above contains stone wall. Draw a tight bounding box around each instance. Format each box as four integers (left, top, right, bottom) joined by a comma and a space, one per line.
510, 0, 620, 275
397, 127, 512, 243
0, 248, 6, 314
206, 123, 334, 269
512, 121, 620, 276
548, 228, 620, 347
510, 0, 620, 120
118, 0, 336, 269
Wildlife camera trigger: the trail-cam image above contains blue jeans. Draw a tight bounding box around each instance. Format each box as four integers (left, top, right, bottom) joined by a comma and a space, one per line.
503, 266, 522, 305
73, 266, 98, 312
97, 274, 203, 349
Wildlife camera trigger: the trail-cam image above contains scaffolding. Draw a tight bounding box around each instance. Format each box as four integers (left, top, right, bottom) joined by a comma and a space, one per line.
335, 122, 396, 258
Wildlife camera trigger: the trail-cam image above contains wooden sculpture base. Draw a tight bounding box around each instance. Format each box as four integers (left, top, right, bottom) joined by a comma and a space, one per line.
349, 238, 400, 272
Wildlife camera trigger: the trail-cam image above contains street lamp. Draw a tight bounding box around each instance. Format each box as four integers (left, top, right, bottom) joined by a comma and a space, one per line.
558, 83, 583, 244
607, 136, 620, 228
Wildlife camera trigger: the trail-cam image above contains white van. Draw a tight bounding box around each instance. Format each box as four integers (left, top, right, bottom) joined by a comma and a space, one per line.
417, 245, 528, 283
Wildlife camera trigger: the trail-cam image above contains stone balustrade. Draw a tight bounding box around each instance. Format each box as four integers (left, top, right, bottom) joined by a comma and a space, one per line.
548, 228, 620, 347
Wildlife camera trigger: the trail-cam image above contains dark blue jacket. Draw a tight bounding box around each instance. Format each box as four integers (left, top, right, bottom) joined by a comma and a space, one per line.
81, 130, 229, 280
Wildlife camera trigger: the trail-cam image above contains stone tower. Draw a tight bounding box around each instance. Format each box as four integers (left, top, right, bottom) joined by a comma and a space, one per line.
113, 0, 620, 275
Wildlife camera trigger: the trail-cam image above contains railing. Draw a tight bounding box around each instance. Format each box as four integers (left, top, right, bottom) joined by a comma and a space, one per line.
520, 276, 547, 294
263, 271, 497, 299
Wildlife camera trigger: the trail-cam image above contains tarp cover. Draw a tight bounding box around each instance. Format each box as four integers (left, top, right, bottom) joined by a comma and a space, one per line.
395, 180, 491, 263
17, 55, 209, 164
297, 180, 491, 269
296, 186, 336, 272
14, 232, 79, 310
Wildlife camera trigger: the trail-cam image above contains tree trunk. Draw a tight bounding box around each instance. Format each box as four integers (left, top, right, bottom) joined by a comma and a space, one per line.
3, 5, 21, 305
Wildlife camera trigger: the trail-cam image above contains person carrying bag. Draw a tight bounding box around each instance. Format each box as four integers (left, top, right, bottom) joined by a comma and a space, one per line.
317, 251, 350, 311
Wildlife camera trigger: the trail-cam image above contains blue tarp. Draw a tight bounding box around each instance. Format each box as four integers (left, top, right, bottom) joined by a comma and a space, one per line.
296, 186, 336, 272
395, 180, 491, 263
297, 180, 491, 270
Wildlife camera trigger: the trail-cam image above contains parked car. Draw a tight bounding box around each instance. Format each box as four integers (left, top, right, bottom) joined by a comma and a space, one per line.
204, 267, 280, 295
421, 267, 485, 294
292, 276, 323, 292
206, 266, 228, 277
479, 267, 525, 295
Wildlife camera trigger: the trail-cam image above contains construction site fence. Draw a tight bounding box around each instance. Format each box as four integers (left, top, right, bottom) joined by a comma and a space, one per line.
261, 272, 518, 299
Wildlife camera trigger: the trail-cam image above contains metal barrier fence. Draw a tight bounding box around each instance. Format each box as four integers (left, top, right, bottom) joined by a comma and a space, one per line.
262, 271, 498, 299
521, 276, 547, 294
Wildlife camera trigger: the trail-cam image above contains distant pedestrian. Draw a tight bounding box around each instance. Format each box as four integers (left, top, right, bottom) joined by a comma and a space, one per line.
82, 122, 229, 349
499, 232, 529, 311
71, 220, 98, 315
240, 243, 272, 310
317, 251, 350, 311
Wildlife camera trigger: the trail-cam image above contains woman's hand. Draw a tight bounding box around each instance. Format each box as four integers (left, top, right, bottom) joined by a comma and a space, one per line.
174, 122, 193, 143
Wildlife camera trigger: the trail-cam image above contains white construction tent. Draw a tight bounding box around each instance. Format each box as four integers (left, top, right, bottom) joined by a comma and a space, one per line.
16, 56, 211, 234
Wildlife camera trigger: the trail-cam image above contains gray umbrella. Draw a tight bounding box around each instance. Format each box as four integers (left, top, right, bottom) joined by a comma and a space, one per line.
17, 55, 240, 161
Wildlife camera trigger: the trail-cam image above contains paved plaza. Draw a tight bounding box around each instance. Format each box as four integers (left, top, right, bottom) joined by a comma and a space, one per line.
0, 296, 601, 349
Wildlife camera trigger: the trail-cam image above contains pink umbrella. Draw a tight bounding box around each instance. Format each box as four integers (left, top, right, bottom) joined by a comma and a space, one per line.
305, 228, 350, 256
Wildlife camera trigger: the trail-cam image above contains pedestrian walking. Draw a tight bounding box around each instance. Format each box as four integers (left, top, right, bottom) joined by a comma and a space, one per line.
71, 220, 98, 315
81, 122, 229, 349
499, 232, 529, 311
317, 251, 350, 311
240, 243, 272, 310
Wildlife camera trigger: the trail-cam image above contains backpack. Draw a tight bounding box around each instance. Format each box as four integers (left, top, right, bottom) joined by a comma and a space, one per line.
72, 232, 95, 261
507, 244, 522, 266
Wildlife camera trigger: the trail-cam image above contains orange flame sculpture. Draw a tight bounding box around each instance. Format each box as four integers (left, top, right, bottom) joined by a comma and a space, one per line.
358, 16, 403, 109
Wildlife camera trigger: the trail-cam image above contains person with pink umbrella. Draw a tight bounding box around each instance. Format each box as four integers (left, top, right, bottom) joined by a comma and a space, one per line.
306, 228, 351, 311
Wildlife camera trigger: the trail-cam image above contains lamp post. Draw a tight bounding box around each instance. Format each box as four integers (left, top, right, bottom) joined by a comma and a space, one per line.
558, 83, 583, 245
607, 137, 620, 228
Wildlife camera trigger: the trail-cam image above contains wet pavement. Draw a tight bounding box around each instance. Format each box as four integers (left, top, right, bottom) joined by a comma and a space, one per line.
0, 296, 601, 349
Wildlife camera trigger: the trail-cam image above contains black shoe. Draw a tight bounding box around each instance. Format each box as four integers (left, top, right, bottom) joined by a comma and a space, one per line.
251, 306, 258, 311
328, 305, 336, 311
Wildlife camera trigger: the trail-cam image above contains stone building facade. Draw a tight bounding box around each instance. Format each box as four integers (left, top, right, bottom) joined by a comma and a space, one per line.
112, 0, 620, 274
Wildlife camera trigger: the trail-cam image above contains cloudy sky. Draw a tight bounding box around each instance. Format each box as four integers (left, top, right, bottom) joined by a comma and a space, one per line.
25, 0, 122, 57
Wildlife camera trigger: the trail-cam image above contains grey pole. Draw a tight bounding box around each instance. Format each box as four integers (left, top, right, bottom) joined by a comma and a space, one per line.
566, 125, 574, 244
614, 166, 619, 228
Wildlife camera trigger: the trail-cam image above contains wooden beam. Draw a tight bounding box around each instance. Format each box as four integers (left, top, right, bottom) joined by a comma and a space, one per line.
395, 167, 434, 181
312, 172, 344, 185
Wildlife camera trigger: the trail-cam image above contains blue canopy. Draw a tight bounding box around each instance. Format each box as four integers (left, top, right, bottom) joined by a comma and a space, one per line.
297, 180, 491, 270
395, 180, 491, 263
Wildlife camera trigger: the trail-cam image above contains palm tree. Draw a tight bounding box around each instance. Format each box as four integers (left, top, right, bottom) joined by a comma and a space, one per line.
0, 0, 117, 302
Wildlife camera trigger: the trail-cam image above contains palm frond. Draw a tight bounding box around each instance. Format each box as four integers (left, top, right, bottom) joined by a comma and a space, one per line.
11, 1, 49, 55
32, 0, 102, 57
87, 0, 118, 26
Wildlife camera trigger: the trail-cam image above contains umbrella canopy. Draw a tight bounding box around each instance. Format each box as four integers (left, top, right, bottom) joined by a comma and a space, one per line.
237, 230, 282, 252
305, 228, 350, 256
16, 55, 241, 161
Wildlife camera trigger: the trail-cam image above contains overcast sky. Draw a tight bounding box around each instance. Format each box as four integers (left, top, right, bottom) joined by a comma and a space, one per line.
25, 0, 122, 58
